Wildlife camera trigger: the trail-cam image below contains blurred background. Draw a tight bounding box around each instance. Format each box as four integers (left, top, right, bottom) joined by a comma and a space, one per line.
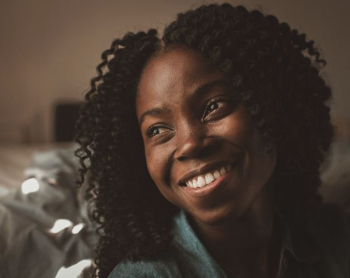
0, 0, 349, 277
0, 0, 349, 145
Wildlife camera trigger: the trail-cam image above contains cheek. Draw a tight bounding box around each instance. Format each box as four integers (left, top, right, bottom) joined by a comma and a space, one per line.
145, 145, 184, 207
220, 111, 276, 183
145, 145, 171, 187
214, 105, 254, 141
241, 128, 277, 187
145, 149, 160, 183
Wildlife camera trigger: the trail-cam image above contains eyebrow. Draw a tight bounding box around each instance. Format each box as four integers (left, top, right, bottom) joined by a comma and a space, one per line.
138, 79, 230, 126
192, 79, 230, 99
139, 107, 171, 126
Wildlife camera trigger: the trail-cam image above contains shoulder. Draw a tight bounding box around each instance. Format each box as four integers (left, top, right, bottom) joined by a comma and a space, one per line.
108, 210, 227, 278
108, 254, 181, 278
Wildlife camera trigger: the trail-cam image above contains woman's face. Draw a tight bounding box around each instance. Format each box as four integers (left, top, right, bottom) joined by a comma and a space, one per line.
136, 46, 276, 226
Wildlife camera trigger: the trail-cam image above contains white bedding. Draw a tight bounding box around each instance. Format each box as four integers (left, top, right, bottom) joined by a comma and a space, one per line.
0, 144, 95, 278
0, 144, 73, 195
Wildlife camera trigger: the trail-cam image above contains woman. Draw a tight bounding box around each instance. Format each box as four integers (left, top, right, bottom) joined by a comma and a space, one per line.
75, 4, 349, 278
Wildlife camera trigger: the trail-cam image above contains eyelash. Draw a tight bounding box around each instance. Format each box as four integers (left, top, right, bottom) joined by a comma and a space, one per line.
146, 125, 170, 138
202, 97, 227, 119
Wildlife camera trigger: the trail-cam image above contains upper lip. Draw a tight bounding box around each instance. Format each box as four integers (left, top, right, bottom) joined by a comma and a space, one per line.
177, 160, 234, 186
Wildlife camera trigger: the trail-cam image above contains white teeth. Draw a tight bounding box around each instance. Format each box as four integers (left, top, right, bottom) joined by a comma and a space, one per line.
205, 173, 215, 184
197, 176, 206, 187
185, 164, 233, 189
213, 170, 221, 179
220, 167, 226, 175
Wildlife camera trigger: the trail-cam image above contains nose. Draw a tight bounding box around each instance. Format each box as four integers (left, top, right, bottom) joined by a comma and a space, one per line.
174, 124, 219, 162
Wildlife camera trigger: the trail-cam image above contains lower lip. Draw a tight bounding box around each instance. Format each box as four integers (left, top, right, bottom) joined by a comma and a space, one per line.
180, 170, 232, 198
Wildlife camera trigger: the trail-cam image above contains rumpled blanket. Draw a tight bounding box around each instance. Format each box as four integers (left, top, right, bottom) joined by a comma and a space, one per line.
0, 147, 96, 278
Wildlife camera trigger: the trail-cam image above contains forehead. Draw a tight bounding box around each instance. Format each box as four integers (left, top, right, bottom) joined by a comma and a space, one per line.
136, 46, 223, 116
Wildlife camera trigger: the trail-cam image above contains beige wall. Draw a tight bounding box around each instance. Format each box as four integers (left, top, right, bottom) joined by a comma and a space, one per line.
1, 0, 349, 143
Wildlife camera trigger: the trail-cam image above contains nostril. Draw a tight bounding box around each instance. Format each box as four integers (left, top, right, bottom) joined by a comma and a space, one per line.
175, 137, 220, 161
176, 156, 186, 162
175, 144, 202, 161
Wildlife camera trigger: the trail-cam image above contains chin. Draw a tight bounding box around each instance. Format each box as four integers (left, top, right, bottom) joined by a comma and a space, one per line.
191, 204, 245, 227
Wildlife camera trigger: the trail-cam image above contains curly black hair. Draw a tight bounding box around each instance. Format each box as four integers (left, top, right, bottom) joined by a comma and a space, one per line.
75, 4, 333, 277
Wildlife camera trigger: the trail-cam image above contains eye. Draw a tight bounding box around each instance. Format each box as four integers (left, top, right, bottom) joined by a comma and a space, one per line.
202, 98, 226, 119
146, 126, 170, 138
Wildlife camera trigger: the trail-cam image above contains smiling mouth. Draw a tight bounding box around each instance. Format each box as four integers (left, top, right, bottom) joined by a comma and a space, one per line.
184, 164, 232, 189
